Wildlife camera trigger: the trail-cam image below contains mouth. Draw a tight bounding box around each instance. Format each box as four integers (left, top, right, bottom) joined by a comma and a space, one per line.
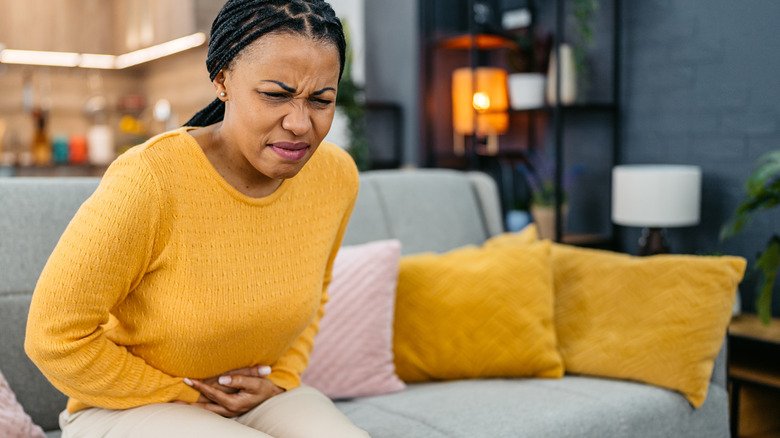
268, 142, 310, 161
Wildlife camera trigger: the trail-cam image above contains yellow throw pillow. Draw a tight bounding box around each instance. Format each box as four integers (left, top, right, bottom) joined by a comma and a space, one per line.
393, 240, 564, 382
552, 245, 746, 407
484, 224, 539, 248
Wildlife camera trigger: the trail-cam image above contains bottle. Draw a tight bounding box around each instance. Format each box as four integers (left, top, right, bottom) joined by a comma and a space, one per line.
52, 135, 70, 165
68, 135, 88, 165
87, 124, 115, 166
0, 118, 7, 165
31, 108, 52, 167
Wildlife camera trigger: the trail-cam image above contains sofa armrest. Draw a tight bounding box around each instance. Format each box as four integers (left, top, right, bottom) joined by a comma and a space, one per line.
711, 339, 727, 388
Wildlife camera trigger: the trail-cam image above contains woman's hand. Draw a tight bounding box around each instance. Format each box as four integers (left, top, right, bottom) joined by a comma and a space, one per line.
199, 365, 269, 394
181, 366, 285, 417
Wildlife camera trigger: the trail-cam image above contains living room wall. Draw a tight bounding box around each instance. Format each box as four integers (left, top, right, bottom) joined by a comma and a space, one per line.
622, 0, 780, 315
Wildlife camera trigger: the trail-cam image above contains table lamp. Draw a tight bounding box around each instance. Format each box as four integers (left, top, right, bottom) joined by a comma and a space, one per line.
612, 165, 702, 255
451, 67, 509, 156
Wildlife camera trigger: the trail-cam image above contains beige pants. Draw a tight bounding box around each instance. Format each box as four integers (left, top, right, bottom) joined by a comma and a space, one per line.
59, 385, 369, 438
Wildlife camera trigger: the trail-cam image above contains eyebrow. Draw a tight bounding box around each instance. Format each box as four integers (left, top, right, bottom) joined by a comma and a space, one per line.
262, 80, 335, 96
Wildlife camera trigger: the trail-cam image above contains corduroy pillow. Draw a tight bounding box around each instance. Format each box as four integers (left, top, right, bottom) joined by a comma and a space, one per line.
0, 370, 46, 438
303, 240, 406, 399
393, 240, 564, 382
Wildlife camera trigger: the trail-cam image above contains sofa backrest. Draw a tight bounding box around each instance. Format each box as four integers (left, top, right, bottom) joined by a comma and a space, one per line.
0, 169, 503, 430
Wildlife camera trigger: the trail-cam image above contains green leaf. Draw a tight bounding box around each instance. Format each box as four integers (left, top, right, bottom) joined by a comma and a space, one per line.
720, 150, 780, 241
755, 236, 780, 325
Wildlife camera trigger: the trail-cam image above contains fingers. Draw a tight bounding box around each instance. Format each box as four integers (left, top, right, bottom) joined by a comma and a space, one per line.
227, 366, 273, 378
224, 365, 272, 377
216, 374, 265, 393
184, 377, 280, 416
185, 379, 233, 406
190, 402, 238, 418
197, 365, 272, 393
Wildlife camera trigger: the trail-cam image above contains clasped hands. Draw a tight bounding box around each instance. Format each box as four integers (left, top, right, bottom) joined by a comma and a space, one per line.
178, 365, 285, 417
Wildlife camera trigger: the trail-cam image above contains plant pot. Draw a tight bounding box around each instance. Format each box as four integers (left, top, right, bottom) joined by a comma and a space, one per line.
531, 204, 569, 240
546, 44, 577, 105
508, 73, 546, 110
505, 209, 532, 232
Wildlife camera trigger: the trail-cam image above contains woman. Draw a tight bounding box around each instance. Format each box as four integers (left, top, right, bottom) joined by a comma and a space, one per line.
24, 1, 367, 436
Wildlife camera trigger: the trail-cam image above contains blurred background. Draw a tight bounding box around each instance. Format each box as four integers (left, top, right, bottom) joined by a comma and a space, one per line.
1, 0, 779, 319
1, 2, 780, 434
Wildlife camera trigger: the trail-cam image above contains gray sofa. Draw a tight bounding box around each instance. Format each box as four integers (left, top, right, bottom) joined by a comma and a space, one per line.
0, 169, 729, 437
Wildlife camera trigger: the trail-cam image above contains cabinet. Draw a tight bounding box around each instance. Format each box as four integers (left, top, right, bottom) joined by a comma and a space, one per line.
420, 0, 622, 248
728, 314, 780, 437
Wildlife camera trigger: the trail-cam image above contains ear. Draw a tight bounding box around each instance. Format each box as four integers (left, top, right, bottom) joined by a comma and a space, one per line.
213, 70, 228, 100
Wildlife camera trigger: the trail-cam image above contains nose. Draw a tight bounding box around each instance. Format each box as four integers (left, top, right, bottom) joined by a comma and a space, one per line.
281, 100, 312, 137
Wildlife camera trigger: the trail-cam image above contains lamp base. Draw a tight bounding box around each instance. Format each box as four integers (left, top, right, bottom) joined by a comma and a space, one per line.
638, 227, 670, 256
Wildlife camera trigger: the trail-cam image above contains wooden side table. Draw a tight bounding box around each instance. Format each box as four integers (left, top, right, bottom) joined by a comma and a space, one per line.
728, 314, 780, 437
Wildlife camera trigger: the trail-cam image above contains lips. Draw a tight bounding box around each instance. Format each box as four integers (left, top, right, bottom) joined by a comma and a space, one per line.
269, 142, 310, 161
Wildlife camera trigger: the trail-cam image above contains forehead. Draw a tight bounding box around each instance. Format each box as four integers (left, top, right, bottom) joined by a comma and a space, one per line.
230, 32, 340, 85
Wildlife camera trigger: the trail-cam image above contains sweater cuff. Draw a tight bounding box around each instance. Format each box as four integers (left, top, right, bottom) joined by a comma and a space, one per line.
177, 382, 202, 403
267, 370, 299, 392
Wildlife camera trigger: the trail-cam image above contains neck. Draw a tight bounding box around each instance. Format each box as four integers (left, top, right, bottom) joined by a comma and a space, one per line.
196, 123, 283, 198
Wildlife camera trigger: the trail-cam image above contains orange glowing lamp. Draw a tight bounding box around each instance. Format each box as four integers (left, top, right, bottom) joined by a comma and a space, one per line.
451, 67, 509, 155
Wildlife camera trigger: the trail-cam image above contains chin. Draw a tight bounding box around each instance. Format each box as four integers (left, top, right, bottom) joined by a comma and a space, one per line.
262, 163, 305, 180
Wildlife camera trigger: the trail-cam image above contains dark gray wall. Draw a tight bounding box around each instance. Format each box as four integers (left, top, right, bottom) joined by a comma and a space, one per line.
623, 0, 780, 314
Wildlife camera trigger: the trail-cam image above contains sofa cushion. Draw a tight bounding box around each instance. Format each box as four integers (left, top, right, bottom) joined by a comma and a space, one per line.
341, 176, 394, 246
303, 240, 406, 399
360, 170, 491, 254
0, 178, 100, 296
393, 240, 563, 382
0, 295, 67, 432
336, 377, 729, 438
552, 245, 745, 407
0, 368, 46, 438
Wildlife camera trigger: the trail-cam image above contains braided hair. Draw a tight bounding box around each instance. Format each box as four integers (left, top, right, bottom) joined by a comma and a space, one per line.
185, 0, 346, 127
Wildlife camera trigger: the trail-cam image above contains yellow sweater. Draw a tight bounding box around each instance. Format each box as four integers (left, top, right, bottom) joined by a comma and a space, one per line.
24, 128, 358, 414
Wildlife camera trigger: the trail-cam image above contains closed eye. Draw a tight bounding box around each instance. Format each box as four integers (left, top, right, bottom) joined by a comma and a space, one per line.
310, 97, 333, 106
261, 92, 291, 100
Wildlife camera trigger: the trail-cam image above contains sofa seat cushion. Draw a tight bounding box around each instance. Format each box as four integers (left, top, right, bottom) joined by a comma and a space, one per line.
335, 377, 728, 438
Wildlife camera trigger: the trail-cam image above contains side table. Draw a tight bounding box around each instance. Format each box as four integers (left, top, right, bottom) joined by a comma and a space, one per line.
728, 314, 780, 437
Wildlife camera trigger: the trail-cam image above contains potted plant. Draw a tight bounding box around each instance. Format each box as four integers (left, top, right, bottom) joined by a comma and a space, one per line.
518, 152, 582, 240
504, 3, 552, 110
721, 150, 780, 324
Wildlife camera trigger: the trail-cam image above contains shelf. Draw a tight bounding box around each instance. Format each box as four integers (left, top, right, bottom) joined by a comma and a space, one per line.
2, 165, 109, 178
728, 314, 780, 437
509, 103, 617, 114
436, 33, 516, 50
730, 363, 780, 389
729, 314, 780, 345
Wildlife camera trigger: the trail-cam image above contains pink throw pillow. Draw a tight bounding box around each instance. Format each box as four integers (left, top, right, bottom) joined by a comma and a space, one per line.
0, 370, 46, 438
303, 240, 406, 399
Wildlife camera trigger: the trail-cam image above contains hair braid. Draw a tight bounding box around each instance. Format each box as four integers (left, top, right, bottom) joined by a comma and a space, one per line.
185, 0, 346, 127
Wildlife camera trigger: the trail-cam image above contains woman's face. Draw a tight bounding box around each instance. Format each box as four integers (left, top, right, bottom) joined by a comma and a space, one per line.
215, 32, 340, 182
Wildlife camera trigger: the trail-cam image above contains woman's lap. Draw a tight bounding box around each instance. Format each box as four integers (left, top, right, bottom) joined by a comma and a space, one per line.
60, 385, 368, 438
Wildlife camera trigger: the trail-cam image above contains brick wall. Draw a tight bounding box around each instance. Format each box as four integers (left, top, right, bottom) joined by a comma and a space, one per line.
623, 0, 780, 314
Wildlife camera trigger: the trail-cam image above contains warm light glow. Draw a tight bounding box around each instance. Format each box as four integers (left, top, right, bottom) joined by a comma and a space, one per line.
114, 33, 207, 69
79, 54, 117, 69
0, 32, 207, 69
0, 49, 80, 67
472, 92, 491, 111
452, 67, 509, 136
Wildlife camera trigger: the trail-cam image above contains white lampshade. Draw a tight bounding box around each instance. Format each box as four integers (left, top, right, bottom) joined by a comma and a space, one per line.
612, 165, 702, 227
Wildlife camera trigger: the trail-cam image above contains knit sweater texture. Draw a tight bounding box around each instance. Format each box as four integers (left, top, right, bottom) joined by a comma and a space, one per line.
24, 127, 358, 414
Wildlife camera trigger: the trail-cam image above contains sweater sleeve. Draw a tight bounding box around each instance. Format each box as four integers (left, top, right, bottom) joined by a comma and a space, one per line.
24, 152, 201, 411
267, 170, 359, 391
